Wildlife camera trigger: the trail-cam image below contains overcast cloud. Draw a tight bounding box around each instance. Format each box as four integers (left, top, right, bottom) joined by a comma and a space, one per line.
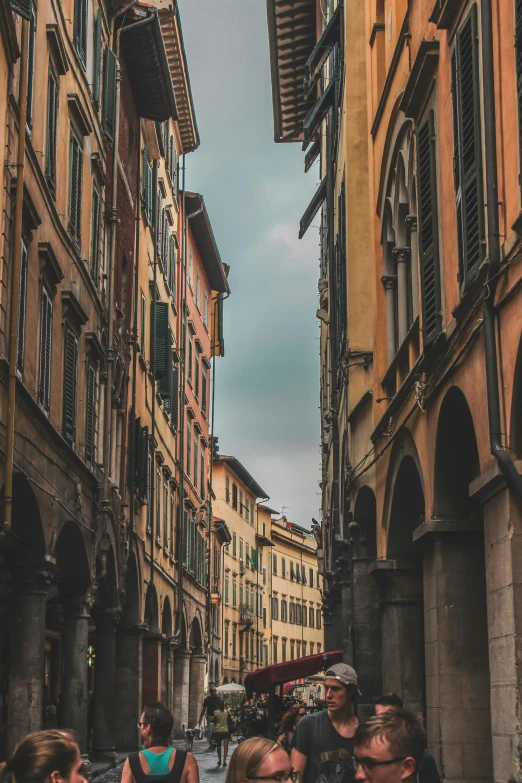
178, 0, 321, 528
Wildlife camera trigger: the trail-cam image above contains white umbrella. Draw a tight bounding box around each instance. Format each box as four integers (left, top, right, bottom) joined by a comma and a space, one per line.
216, 683, 245, 693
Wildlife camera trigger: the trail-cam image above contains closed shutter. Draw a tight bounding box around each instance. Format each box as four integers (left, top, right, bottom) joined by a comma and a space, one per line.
251, 548, 258, 570
200, 453, 205, 499
38, 288, 53, 411
73, 0, 87, 67
202, 367, 207, 414
10, 0, 32, 21
93, 10, 103, 108
169, 136, 176, 184
63, 329, 78, 446
156, 194, 162, 256
452, 4, 484, 286
45, 68, 58, 194
159, 348, 173, 411
162, 210, 168, 272
517, 0, 522, 192
154, 301, 170, 380
171, 364, 179, 430
188, 336, 193, 381
90, 186, 101, 282
17, 241, 28, 374
102, 47, 117, 140
417, 111, 442, 345
146, 163, 153, 225
169, 235, 176, 295
138, 425, 149, 499
26, 12, 36, 128
85, 361, 96, 465
193, 434, 198, 490
68, 130, 83, 249
195, 352, 199, 398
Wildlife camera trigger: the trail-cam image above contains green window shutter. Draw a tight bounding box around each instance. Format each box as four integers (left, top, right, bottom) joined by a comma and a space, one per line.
10, 0, 32, 21
93, 10, 103, 108
162, 211, 168, 271
169, 235, 176, 296
68, 130, 83, 250
417, 111, 442, 346
138, 425, 149, 499
26, 12, 36, 128
63, 329, 78, 446
171, 364, 179, 431
188, 335, 193, 381
17, 241, 28, 375
251, 548, 258, 570
452, 4, 484, 286
159, 348, 173, 411
38, 288, 53, 411
85, 361, 96, 465
154, 301, 170, 380
90, 186, 101, 282
45, 68, 58, 194
73, 0, 87, 68
102, 47, 117, 140
156, 194, 162, 256
146, 164, 153, 225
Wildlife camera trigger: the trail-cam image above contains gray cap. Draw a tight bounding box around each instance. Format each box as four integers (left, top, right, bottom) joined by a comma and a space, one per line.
324, 663, 359, 688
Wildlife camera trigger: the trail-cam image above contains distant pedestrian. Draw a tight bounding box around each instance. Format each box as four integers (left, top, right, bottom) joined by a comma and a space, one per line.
225, 737, 296, 783
199, 686, 219, 749
121, 702, 198, 783
213, 698, 232, 768
374, 694, 440, 783
0, 729, 86, 783
277, 705, 307, 752
353, 708, 425, 783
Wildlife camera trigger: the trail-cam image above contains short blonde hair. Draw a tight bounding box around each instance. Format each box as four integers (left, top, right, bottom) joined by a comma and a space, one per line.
0, 730, 79, 783
225, 737, 279, 783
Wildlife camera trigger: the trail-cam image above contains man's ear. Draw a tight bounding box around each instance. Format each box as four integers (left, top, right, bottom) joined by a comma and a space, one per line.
400, 757, 416, 780
49, 770, 62, 783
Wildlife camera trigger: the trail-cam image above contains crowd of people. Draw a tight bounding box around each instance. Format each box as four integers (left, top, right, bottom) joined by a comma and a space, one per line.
0, 663, 439, 783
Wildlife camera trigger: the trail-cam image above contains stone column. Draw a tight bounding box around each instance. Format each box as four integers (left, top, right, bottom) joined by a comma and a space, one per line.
188, 653, 206, 728
92, 610, 117, 761
7, 567, 49, 753
381, 275, 397, 366
405, 216, 419, 320
61, 592, 92, 753
393, 248, 410, 345
115, 625, 144, 751
172, 651, 190, 737
353, 554, 382, 720
337, 552, 354, 667
142, 634, 163, 706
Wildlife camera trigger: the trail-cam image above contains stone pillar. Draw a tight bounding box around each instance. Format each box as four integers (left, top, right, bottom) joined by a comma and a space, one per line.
353, 555, 382, 720
382, 275, 397, 366
393, 248, 410, 345
142, 635, 163, 706
172, 651, 190, 737
405, 217, 419, 320
188, 653, 206, 728
61, 592, 91, 753
7, 567, 48, 753
115, 625, 144, 751
337, 552, 354, 666
92, 610, 117, 761
373, 561, 424, 714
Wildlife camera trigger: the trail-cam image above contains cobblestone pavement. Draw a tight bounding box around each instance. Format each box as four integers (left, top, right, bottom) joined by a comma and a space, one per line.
94, 739, 236, 783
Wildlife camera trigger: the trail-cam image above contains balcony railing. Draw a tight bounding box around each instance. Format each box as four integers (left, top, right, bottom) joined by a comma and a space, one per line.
239, 604, 254, 626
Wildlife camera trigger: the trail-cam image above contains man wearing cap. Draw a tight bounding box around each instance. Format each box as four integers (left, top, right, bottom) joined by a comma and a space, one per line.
291, 663, 359, 783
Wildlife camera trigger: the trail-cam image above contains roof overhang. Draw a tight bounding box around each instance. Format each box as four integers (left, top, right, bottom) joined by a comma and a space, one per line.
244, 650, 343, 695
184, 192, 230, 294
214, 455, 268, 500
266, 0, 317, 143
157, 2, 200, 153
121, 9, 177, 122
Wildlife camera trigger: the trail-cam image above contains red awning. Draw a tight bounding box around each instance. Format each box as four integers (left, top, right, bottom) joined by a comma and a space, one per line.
244, 650, 344, 696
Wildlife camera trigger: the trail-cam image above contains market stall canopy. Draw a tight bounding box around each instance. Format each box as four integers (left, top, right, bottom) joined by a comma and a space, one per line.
244, 650, 343, 697
216, 683, 245, 693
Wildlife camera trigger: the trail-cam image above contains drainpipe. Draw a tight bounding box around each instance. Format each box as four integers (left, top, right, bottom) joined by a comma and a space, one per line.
149, 159, 159, 587
480, 0, 522, 499
3, 18, 29, 536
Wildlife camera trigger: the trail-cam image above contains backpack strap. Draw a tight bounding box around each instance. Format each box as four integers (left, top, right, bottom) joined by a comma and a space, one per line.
128, 753, 149, 783
167, 750, 187, 783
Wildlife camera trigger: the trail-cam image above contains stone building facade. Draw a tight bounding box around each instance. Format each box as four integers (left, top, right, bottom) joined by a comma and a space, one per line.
267, 0, 522, 780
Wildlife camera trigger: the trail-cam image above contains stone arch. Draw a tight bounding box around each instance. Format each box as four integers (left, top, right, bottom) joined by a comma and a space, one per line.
214, 658, 219, 684
122, 551, 140, 627
162, 596, 173, 638
189, 615, 203, 654
1, 473, 46, 563
54, 520, 91, 594
383, 429, 424, 559
95, 537, 118, 610
353, 486, 377, 559
510, 334, 522, 456
144, 582, 159, 633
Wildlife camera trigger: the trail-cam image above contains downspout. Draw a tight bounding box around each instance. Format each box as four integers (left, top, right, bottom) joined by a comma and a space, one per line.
3, 18, 29, 536
150, 159, 159, 586
480, 0, 522, 499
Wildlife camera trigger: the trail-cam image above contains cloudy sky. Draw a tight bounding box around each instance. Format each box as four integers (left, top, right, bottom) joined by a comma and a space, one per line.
178, 0, 321, 528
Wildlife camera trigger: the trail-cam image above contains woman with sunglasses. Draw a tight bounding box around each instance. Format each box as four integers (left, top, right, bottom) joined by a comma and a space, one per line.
225, 737, 299, 783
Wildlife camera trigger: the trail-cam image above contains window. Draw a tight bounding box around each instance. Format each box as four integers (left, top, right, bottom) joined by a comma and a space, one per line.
196, 268, 201, 309
147, 450, 153, 532
282, 639, 287, 663
73, 0, 87, 67
316, 608, 322, 629
17, 241, 28, 375
452, 4, 485, 290
303, 604, 307, 627
204, 290, 209, 327
226, 475, 231, 503
240, 490, 244, 517
290, 563, 295, 581
163, 480, 168, 544
156, 467, 161, 539
26, 11, 36, 128
251, 500, 255, 523
281, 600, 287, 622
302, 642, 307, 657
271, 597, 279, 620
232, 483, 238, 511
85, 361, 97, 466
296, 642, 301, 659
90, 186, 102, 282
289, 602, 295, 623
245, 497, 250, 522
309, 606, 315, 627
187, 335, 193, 382
200, 451, 205, 499
301, 565, 306, 583
93, 10, 102, 108
240, 538, 243, 561
233, 532, 237, 558
296, 603, 302, 625
232, 626, 237, 658
186, 420, 191, 478
239, 583, 243, 606
45, 67, 58, 194
233, 580, 237, 608
310, 642, 314, 655
310, 568, 314, 588
193, 432, 198, 490
317, 643, 321, 654
169, 235, 176, 296
225, 623, 229, 656
246, 543, 250, 567
63, 329, 78, 447
142, 147, 153, 226
273, 554, 278, 575
290, 641, 295, 660
262, 521, 266, 536
68, 129, 83, 250
263, 606, 267, 628
282, 558, 286, 578
273, 638, 278, 664
263, 567, 266, 586
170, 489, 175, 554
140, 293, 146, 358
195, 352, 200, 399
102, 47, 117, 140
202, 367, 207, 415
225, 576, 229, 605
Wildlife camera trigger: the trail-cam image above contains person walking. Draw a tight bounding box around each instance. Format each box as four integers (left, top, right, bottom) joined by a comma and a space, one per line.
373, 694, 440, 783
199, 686, 219, 750
213, 698, 232, 768
291, 663, 359, 783
0, 729, 87, 783
353, 708, 425, 783
121, 701, 198, 783
225, 737, 297, 783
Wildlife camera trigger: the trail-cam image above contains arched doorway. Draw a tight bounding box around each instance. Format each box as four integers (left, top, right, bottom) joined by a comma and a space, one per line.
188, 616, 205, 728
430, 387, 492, 781
172, 611, 190, 738
115, 552, 142, 751
161, 597, 173, 708
142, 582, 162, 707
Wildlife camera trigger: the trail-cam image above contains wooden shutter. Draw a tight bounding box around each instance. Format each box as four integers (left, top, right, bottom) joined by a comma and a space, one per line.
195, 352, 200, 398
200, 453, 205, 499
138, 425, 149, 499
169, 235, 176, 295
73, 0, 87, 67
202, 367, 207, 414
26, 12, 36, 128
162, 210, 168, 273
90, 186, 101, 282
171, 364, 179, 431
188, 335, 193, 381
10, 0, 32, 21
102, 47, 117, 140
154, 301, 169, 380
517, 0, 522, 193
45, 68, 58, 193
85, 361, 96, 465
159, 348, 173, 411
417, 111, 442, 345
17, 241, 28, 374
146, 163, 153, 225
68, 130, 83, 249
169, 136, 175, 183
38, 288, 52, 411
93, 10, 103, 109
156, 194, 162, 256
63, 329, 78, 446
452, 4, 484, 285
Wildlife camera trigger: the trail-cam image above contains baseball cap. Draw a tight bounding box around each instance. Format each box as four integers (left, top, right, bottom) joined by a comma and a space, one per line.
324, 663, 361, 693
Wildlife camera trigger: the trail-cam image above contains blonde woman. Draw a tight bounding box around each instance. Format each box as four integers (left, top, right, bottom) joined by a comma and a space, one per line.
0, 730, 86, 783
225, 737, 299, 783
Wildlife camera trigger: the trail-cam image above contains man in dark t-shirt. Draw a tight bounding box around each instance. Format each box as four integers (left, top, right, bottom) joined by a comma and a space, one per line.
292, 664, 359, 783
199, 686, 219, 748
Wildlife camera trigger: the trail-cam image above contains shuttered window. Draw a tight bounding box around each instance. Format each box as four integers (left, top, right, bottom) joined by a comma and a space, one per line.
38, 288, 52, 412
163, 480, 168, 545
186, 421, 191, 478
169, 136, 176, 187
85, 361, 97, 465
156, 466, 161, 538
159, 348, 173, 412
140, 293, 146, 359
62, 328, 78, 447
195, 352, 200, 399
187, 335, 193, 382
68, 129, 83, 250
193, 434, 198, 490
45, 68, 58, 195
102, 47, 117, 140
153, 301, 170, 380
26, 11, 36, 129
417, 111, 442, 345
137, 424, 149, 501
90, 186, 102, 282
156, 194, 162, 256
517, 0, 522, 193
169, 235, 176, 296
142, 147, 153, 226
93, 10, 103, 109
202, 368, 207, 414
451, 4, 485, 288
171, 364, 179, 431
200, 452, 205, 499
73, 0, 87, 68
17, 241, 28, 375
161, 210, 168, 272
